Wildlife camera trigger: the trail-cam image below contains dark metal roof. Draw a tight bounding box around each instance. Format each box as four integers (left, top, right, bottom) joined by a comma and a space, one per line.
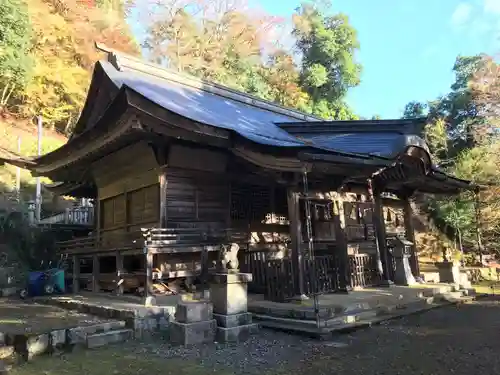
100, 60, 310, 147
278, 119, 429, 159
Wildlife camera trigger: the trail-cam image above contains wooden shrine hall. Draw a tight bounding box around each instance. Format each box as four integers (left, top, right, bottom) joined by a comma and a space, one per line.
0, 44, 473, 302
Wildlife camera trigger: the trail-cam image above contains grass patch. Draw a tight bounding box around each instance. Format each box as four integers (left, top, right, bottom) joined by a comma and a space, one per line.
9, 345, 222, 375
473, 281, 500, 295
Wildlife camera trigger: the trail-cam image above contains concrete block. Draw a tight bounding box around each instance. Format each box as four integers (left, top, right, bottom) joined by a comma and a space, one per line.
86, 329, 132, 349
169, 319, 216, 346
213, 312, 252, 328
175, 302, 213, 323
215, 323, 259, 343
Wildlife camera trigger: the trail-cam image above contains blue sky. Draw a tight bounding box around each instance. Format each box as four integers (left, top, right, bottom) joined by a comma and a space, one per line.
259, 0, 500, 119
132, 0, 500, 119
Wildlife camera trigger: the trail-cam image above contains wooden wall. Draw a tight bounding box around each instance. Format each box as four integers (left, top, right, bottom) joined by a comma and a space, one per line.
92, 142, 161, 245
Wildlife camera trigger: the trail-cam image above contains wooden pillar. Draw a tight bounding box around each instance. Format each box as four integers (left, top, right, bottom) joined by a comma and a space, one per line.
369, 181, 392, 284
116, 251, 124, 295
402, 196, 419, 276
332, 199, 349, 292
92, 254, 100, 292
287, 188, 305, 297
159, 168, 168, 228
72, 255, 80, 294
95, 199, 101, 243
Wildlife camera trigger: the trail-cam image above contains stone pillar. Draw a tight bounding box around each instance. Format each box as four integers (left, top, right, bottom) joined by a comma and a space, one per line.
170, 301, 216, 346
391, 239, 416, 286
210, 273, 258, 343
435, 261, 461, 285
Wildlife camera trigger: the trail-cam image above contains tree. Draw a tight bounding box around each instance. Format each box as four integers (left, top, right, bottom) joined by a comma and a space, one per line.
144, 0, 280, 82
471, 55, 500, 143
0, 0, 33, 110
403, 101, 427, 119
292, 1, 361, 119
263, 50, 310, 110
21, 0, 139, 133
403, 54, 500, 258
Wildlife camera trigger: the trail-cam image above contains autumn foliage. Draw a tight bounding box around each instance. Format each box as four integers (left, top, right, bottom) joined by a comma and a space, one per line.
0, 0, 363, 134
0, 0, 138, 133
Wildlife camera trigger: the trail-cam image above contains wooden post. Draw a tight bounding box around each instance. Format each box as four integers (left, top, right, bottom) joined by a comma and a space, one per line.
72, 255, 80, 294
116, 251, 124, 295
287, 188, 305, 297
402, 196, 419, 276
92, 254, 100, 292
369, 181, 392, 284
95, 199, 101, 244
332, 199, 349, 292
159, 168, 168, 228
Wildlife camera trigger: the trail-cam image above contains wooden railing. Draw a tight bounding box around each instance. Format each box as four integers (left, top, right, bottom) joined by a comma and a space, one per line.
56, 231, 144, 255
348, 253, 381, 288
39, 207, 94, 226
240, 250, 345, 303
57, 227, 250, 255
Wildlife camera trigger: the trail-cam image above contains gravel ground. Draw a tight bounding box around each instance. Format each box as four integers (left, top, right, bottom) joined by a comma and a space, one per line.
133, 296, 500, 375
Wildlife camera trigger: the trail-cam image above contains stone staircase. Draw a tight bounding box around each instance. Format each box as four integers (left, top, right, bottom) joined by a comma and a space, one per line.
70, 320, 133, 349
251, 285, 476, 338
0, 319, 133, 364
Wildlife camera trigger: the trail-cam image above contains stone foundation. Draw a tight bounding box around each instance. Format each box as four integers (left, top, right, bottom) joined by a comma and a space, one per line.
210, 273, 258, 343
169, 320, 217, 346
435, 261, 461, 285
170, 301, 216, 346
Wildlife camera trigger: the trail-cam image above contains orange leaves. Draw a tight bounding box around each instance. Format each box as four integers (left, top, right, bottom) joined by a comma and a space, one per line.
21, 0, 138, 132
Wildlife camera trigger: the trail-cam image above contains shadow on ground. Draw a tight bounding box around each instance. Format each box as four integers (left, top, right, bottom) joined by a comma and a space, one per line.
291, 296, 500, 375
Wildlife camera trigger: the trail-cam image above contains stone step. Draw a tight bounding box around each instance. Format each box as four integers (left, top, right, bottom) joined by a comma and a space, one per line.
253, 310, 373, 333
253, 292, 476, 337
420, 285, 455, 297
75, 321, 126, 336
86, 329, 133, 349
420, 272, 440, 283
255, 318, 329, 337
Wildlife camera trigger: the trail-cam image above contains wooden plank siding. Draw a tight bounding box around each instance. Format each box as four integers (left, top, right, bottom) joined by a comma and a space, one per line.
93, 142, 161, 249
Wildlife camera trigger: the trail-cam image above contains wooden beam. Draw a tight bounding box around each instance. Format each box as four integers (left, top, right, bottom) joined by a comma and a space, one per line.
287, 187, 305, 297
